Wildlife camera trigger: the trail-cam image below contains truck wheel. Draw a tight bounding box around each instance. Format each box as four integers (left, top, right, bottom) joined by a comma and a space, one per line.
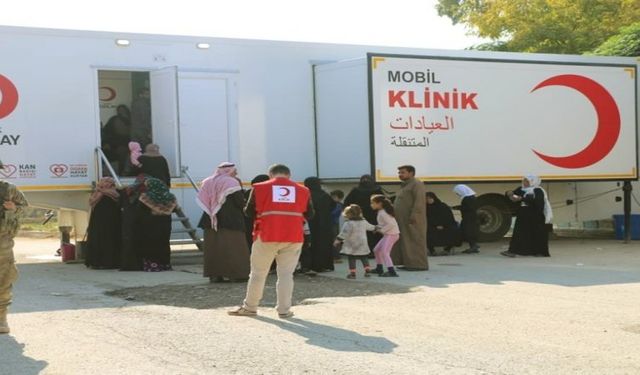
476, 194, 513, 242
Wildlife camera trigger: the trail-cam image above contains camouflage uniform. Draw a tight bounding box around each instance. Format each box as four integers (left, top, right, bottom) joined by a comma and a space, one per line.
0, 180, 27, 333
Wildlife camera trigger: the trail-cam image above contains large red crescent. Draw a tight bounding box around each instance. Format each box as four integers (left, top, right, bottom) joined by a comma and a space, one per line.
531, 74, 621, 169
0, 74, 19, 119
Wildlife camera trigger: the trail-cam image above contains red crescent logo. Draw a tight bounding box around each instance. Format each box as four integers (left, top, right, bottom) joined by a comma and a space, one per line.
279, 187, 291, 197
531, 74, 621, 169
99, 87, 117, 102
0, 74, 19, 120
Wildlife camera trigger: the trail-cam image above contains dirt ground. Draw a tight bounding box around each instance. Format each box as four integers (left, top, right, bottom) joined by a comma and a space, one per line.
107, 274, 412, 311
2, 237, 640, 375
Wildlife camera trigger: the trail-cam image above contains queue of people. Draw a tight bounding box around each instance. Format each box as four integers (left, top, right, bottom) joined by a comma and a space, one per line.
85, 143, 176, 272
79, 152, 554, 320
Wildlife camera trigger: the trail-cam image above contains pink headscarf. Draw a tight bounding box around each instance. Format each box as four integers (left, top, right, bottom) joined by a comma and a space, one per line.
129, 142, 142, 167
196, 162, 242, 230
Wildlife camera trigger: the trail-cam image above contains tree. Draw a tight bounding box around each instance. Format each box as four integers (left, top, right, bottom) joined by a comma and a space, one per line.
592, 22, 640, 56
437, 0, 640, 54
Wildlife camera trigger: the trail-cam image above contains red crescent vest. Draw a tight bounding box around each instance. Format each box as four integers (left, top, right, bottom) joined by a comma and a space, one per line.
253, 177, 310, 243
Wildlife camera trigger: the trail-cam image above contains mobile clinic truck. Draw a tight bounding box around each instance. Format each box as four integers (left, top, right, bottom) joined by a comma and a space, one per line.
0, 26, 637, 244
315, 54, 638, 240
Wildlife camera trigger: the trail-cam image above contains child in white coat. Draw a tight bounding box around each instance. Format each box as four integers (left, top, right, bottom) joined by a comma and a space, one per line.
333, 205, 376, 279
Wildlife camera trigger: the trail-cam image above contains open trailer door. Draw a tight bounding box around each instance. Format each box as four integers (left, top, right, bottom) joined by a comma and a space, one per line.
150, 66, 181, 177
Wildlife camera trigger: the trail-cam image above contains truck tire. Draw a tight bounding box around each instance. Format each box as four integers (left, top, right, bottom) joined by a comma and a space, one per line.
476, 194, 513, 242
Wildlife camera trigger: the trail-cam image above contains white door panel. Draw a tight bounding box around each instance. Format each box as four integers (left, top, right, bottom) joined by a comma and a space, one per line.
178, 72, 237, 181
150, 66, 180, 176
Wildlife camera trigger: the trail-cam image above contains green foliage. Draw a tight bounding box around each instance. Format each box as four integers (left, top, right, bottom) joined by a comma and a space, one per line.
592, 22, 640, 56
437, 0, 640, 54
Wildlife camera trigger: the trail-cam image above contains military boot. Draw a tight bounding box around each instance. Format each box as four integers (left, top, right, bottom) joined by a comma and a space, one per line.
0, 308, 9, 334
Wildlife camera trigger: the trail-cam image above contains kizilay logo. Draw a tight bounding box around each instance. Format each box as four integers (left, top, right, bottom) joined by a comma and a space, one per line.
0, 74, 21, 146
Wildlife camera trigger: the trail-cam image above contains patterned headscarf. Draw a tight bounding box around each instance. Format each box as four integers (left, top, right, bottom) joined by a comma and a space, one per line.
89, 177, 120, 208
196, 162, 242, 230
129, 175, 177, 215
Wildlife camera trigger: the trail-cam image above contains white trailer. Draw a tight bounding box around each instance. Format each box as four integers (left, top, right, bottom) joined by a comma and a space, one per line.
314, 54, 639, 240
0, 26, 637, 243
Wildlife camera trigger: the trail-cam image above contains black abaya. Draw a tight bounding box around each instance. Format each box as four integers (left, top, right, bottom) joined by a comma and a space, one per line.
135, 203, 172, 270
458, 196, 479, 246
427, 200, 460, 248
509, 187, 550, 256
304, 179, 336, 272
85, 197, 122, 269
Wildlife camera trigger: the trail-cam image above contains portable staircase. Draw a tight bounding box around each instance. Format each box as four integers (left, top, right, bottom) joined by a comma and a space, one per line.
96, 148, 204, 251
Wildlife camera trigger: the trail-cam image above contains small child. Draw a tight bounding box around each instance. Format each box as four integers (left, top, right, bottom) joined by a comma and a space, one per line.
333, 204, 375, 279
330, 190, 345, 263
129, 141, 143, 167
370, 195, 400, 277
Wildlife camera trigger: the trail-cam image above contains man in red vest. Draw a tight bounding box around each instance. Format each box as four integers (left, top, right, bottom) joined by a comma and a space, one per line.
229, 164, 314, 319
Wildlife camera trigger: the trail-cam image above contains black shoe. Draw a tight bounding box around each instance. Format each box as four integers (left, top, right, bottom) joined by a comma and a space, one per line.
346, 273, 356, 279
371, 265, 384, 275
379, 271, 399, 277
461, 248, 479, 254
500, 251, 516, 258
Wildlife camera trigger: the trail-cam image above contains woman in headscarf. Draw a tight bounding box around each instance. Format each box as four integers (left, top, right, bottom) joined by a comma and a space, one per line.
136, 144, 171, 186
302, 177, 336, 272
85, 178, 122, 269
244, 174, 270, 249
128, 176, 177, 271
197, 162, 250, 282
453, 185, 480, 254
344, 175, 384, 252
426, 192, 460, 256
501, 175, 553, 258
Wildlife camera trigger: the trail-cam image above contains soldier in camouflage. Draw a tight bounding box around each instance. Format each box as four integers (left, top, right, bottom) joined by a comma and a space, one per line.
0, 162, 28, 334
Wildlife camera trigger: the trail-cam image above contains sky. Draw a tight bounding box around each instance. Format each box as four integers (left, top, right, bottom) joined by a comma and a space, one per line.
0, 0, 485, 50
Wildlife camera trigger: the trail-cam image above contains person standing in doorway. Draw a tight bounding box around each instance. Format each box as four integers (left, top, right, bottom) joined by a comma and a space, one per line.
0, 166, 28, 334
130, 87, 152, 148
229, 164, 313, 318
392, 165, 428, 271
453, 185, 480, 254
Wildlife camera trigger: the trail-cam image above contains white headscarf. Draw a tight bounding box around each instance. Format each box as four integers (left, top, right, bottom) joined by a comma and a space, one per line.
523, 175, 553, 224
453, 184, 476, 199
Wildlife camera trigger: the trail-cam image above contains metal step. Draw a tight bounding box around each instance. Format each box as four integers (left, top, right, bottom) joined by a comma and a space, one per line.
171, 228, 197, 234
170, 238, 203, 246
